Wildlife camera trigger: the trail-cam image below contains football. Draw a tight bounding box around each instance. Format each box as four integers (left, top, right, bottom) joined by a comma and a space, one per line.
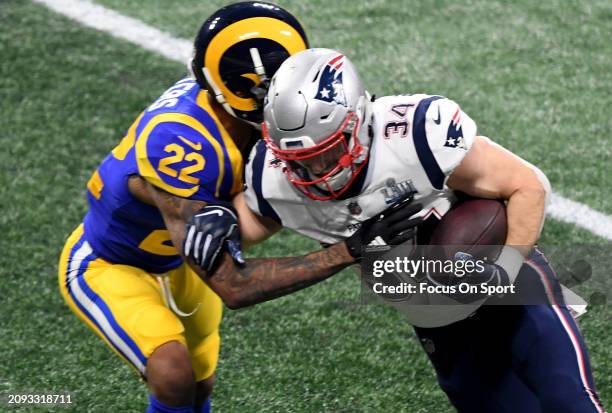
429, 197, 508, 261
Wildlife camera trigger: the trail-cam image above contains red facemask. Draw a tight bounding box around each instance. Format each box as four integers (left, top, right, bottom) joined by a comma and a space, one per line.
263, 112, 368, 200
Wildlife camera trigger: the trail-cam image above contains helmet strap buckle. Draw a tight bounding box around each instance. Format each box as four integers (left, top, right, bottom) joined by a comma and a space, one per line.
202, 67, 238, 118
249, 47, 269, 86
249, 47, 271, 102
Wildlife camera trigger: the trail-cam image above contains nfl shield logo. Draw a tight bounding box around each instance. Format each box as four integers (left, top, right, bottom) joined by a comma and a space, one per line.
347, 201, 362, 215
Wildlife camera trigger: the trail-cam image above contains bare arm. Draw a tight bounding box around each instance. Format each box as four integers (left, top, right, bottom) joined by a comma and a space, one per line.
206, 242, 353, 308
232, 191, 281, 248
447, 136, 550, 256
136, 178, 355, 309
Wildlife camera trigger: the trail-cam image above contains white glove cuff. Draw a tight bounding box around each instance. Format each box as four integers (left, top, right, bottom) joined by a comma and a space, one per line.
495, 246, 525, 284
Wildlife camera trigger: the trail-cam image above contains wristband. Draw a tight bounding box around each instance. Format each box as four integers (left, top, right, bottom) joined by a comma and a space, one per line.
494, 246, 525, 284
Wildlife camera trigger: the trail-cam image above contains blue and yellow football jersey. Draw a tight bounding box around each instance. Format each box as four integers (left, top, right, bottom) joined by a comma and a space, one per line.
82, 78, 243, 274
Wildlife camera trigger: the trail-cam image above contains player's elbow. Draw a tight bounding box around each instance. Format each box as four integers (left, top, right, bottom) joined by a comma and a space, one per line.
222, 286, 269, 310
211, 286, 242, 310
203, 257, 252, 309
214, 286, 251, 310
224, 299, 241, 310
222, 294, 246, 310
524, 165, 551, 209
225, 295, 258, 310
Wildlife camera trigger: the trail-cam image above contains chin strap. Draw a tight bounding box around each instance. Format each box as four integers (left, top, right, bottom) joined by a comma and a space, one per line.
248, 47, 269, 130
249, 47, 270, 93
155, 274, 200, 317
201, 67, 238, 118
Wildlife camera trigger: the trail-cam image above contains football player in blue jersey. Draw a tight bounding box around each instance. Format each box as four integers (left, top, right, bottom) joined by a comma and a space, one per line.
58, 3, 421, 413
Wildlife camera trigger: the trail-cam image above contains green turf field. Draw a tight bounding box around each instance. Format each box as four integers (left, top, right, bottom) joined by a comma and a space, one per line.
1, 0, 610, 411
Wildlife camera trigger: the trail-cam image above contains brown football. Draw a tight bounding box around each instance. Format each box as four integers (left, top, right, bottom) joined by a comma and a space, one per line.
428, 197, 507, 261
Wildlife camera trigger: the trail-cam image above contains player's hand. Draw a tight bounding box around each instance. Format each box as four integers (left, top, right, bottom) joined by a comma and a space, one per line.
426, 251, 510, 304
345, 199, 423, 260
454, 252, 510, 287
183, 203, 246, 273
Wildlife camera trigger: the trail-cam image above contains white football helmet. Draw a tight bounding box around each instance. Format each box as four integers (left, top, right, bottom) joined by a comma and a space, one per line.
262, 48, 372, 200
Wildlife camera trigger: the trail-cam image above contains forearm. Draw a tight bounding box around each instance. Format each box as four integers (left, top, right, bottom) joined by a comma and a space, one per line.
505, 183, 547, 253
144, 181, 354, 307
130, 176, 205, 253
207, 242, 355, 309
448, 137, 550, 256
152, 190, 205, 255
495, 180, 547, 282
233, 191, 281, 249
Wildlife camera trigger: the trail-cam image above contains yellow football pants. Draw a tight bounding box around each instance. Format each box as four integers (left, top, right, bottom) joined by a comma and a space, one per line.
58, 224, 222, 381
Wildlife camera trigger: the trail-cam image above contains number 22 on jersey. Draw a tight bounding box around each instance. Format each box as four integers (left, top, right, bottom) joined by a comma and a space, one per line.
158, 138, 205, 185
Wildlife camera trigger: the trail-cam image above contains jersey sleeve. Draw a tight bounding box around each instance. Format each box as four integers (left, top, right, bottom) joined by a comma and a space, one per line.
412, 96, 477, 189
244, 140, 282, 224
135, 121, 223, 202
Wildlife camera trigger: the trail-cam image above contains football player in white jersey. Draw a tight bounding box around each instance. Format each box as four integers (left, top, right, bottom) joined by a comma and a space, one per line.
209, 48, 604, 412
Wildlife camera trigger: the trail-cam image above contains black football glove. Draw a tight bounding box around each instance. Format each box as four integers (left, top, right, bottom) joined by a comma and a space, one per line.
183, 203, 245, 273
345, 199, 423, 260
426, 252, 510, 304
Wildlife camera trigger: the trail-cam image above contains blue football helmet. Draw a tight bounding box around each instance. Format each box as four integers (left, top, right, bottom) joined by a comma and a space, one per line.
190, 1, 309, 126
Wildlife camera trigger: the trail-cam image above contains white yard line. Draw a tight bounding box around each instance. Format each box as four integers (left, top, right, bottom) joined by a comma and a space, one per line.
548, 193, 612, 241
33, 0, 612, 242
32, 0, 191, 64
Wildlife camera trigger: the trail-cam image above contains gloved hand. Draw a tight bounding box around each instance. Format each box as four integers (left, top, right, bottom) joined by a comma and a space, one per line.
426, 251, 514, 304
454, 251, 511, 299
345, 199, 423, 260
183, 203, 245, 273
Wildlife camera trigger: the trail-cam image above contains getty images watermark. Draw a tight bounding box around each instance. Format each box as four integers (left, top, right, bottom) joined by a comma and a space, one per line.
360, 244, 609, 311
370, 254, 516, 297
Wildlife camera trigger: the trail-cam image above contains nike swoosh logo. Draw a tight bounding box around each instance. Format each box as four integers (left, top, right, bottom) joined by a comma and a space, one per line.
178, 135, 202, 151
195, 210, 223, 218
433, 106, 441, 125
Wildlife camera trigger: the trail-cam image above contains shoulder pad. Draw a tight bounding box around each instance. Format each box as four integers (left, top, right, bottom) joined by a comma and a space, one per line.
135, 115, 226, 201
146, 78, 197, 113
412, 96, 477, 188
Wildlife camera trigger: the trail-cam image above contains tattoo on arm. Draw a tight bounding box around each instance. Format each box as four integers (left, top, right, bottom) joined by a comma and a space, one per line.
147, 182, 354, 309
155, 188, 207, 221
208, 242, 354, 308
144, 183, 208, 254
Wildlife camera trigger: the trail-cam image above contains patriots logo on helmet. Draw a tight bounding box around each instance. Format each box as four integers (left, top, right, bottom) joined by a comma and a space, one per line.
444, 106, 468, 150
314, 54, 347, 106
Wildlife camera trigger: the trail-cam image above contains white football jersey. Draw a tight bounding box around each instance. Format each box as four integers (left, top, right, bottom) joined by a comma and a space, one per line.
245, 94, 479, 327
